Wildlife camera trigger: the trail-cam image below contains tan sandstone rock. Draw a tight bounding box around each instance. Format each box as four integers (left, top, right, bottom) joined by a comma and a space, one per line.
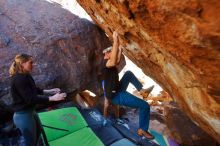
77, 0, 220, 143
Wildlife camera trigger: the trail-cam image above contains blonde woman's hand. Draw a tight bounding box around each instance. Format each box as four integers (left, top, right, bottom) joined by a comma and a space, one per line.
49, 93, 66, 101
44, 88, 61, 95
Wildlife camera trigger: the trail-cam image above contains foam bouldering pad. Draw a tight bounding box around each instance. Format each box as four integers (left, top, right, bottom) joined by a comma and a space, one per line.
92, 125, 124, 146
49, 127, 104, 146
113, 123, 160, 146
38, 107, 87, 141
110, 138, 136, 146
150, 130, 179, 146
113, 123, 140, 144
79, 108, 105, 128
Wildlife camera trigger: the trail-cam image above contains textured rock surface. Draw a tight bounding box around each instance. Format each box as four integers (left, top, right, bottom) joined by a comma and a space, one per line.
0, 0, 113, 105
164, 103, 217, 146
77, 0, 220, 143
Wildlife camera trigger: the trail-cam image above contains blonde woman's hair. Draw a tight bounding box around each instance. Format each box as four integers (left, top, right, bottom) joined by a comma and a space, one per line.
9, 54, 32, 77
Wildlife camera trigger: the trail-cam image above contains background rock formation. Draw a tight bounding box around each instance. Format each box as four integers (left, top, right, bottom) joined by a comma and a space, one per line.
164, 103, 217, 146
0, 0, 112, 106
76, 0, 220, 143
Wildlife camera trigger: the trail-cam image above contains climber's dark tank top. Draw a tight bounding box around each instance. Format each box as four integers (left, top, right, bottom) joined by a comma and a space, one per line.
102, 60, 120, 100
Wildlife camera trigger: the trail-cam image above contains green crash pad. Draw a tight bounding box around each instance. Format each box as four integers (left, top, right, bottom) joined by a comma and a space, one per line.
49, 127, 104, 146
38, 107, 87, 141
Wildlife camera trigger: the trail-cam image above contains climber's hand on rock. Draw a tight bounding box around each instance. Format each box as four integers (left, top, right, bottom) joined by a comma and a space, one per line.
113, 31, 118, 41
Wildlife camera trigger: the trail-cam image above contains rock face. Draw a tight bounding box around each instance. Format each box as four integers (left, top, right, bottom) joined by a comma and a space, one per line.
77, 0, 220, 143
164, 103, 217, 146
0, 0, 112, 105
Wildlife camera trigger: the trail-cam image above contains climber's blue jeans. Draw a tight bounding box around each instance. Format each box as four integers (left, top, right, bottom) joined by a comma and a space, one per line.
112, 71, 150, 131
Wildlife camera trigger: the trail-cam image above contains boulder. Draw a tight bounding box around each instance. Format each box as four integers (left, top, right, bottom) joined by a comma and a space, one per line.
0, 0, 126, 107
77, 0, 220, 143
164, 103, 217, 146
